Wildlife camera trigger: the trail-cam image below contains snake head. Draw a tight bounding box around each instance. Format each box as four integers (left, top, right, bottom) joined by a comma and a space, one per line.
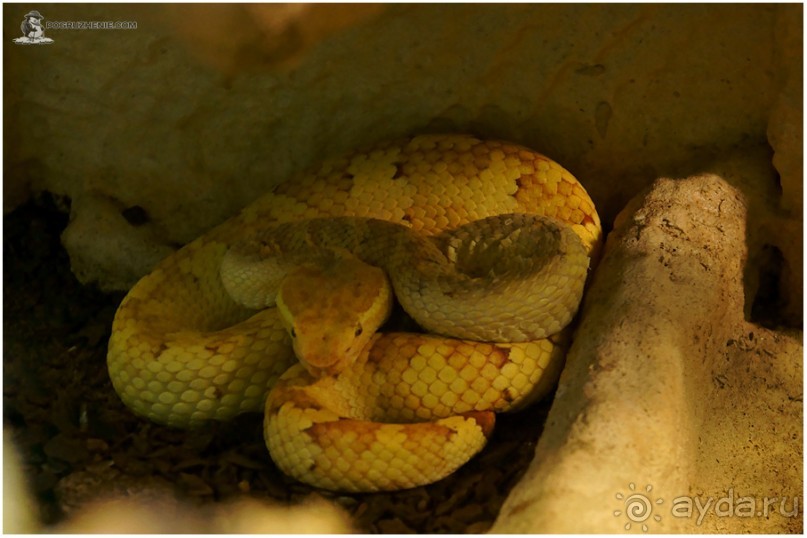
276, 258, 393, 377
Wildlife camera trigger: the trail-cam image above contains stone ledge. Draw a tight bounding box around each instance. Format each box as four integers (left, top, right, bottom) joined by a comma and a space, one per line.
492, 175, 802, 533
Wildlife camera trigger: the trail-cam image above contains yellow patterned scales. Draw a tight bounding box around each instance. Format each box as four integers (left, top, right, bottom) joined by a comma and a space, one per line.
107, 134, 602, 492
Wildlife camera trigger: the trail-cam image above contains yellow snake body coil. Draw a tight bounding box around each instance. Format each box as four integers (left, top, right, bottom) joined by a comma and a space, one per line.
107, 134, 602, 492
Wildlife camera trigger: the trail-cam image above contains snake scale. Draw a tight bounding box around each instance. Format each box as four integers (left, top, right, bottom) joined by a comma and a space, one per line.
107, 134, 602, 492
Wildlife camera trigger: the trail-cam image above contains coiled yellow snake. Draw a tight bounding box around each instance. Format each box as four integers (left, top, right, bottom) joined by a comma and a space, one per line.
108, 134, 601, 492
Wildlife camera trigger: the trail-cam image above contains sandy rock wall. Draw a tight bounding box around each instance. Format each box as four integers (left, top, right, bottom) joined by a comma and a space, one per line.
3, 4, 801, 300
491, 175, 802, 533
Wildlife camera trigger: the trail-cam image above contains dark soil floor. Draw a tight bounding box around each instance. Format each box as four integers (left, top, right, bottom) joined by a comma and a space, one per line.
3, 193, 552, 533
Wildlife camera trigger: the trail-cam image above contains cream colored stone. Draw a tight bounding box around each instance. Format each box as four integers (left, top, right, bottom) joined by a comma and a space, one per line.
162, 4, 383, 73
61, 192, 176, 291
3, 434, 38, 533
2, 441, 352, 533
2, 4, 800, 293
49, 495, 352, 534
491, 175, 802, 533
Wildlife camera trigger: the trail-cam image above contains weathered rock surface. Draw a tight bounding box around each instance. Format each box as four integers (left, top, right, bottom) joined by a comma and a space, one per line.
492, 175, 802, 533
51, 495, 354, 534
3, 4, 801, 309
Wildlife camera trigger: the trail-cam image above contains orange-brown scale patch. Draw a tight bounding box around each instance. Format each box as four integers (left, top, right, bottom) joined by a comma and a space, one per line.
461, 411, 496, 437
302, 413, 488, 448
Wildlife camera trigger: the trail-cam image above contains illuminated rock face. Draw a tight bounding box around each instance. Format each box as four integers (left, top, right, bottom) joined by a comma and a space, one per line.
3, 3, 801, 533
4, 5, 800, 295
492, 174, 802, 533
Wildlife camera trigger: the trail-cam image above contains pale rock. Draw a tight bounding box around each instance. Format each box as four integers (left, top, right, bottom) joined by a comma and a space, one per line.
3, 4, 801, 300
3, 434, 39, 533
491, 175, 802, 533
51, 495, 353, 534
61, 192, 176, 291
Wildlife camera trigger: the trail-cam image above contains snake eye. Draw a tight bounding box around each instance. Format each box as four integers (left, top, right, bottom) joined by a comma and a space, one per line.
354, 325, 363, 337
290, 327, 296, 339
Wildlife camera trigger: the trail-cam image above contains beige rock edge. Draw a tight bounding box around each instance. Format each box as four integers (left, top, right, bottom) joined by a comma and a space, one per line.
492, 175, 802, 533
3, 434, 354, 533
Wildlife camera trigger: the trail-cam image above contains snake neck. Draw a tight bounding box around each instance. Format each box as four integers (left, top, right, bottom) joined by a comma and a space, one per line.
221, 213, 589, 347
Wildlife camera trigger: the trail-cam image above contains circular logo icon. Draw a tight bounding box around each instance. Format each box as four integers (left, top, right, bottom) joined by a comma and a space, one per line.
614, 483, 664, 532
